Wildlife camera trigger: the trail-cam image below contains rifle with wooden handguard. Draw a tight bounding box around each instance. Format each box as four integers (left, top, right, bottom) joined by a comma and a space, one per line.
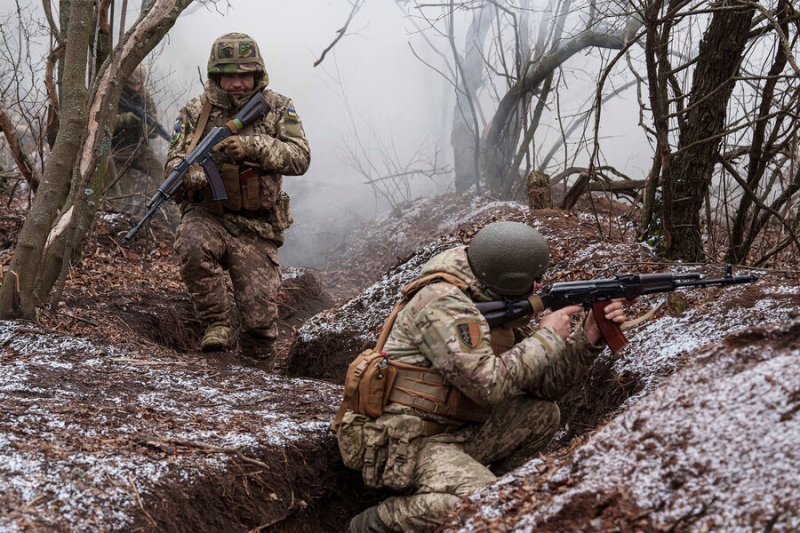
122, 92, 270, 245
474, 267, 758, 353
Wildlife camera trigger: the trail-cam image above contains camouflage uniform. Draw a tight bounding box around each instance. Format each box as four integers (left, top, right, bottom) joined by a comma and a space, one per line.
338, 246, 606, 532
168, 34, 310, 363
108, 80, 166, 217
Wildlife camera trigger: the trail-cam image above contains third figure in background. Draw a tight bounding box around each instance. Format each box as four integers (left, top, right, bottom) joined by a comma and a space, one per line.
108, 65, 167, 218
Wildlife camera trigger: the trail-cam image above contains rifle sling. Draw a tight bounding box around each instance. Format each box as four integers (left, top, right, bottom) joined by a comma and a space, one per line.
186, 98, 213, 155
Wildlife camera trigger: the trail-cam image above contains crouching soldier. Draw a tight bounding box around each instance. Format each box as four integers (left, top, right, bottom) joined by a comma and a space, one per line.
334, 221, 629, 532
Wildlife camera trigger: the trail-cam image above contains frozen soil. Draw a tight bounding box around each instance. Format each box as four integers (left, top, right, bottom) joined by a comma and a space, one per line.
1, 191, 798, 532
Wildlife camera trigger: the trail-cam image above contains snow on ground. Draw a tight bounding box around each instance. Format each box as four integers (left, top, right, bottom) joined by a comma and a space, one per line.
512, 321, 800, 532
0, 322, 339, 533
451, 281, 800, 533
617, 278, 798, 392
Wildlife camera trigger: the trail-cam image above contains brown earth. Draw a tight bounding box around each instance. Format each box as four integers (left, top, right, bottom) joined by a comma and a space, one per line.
1, 189, 797, 533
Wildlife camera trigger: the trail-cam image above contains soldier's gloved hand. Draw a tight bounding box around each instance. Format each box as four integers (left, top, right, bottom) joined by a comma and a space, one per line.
183, 163, 206, 192
213, 136, 255, 161
117, 112, 141, 128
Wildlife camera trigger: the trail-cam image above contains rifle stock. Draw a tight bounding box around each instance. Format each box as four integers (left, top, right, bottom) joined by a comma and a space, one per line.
121, 92, 270, 245
475, 268, 758, 353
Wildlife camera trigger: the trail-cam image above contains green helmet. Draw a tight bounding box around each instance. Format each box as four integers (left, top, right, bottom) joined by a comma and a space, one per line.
467, 222, 550, 297
207, 32, 265, 76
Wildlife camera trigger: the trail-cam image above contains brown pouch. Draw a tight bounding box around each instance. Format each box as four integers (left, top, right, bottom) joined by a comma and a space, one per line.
357, 353, 397, 418
241, 166, 261, 211
333, 349, 396, 431
221, 163, 242, 212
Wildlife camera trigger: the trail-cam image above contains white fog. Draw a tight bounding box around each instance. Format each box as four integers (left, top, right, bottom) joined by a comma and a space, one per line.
6, 0, 655, 267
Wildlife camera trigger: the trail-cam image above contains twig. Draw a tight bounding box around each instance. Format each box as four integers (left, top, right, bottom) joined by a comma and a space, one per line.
246, 512, 293, 533
127, 476, 159, 530
62, 312, 99, 327
109, 358, 190, 366
313, 0, 364, 67
165, 438, 270, 469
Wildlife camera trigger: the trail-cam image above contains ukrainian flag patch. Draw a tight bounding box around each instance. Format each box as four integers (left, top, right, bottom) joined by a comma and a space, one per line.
287, 108, 297, 118
171, 118, 181, 145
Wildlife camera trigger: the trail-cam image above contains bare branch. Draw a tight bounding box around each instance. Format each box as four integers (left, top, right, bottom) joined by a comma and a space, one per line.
0, 103, 39, 190
314, 0, 365, 67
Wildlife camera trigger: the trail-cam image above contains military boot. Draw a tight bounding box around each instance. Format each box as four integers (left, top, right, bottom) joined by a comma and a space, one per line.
200, 322, 232, 352
240, 331, 277, 362
347, 506, 395, 533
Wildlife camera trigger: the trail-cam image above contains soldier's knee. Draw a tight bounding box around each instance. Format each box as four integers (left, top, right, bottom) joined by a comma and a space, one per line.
348, 505, 395, 533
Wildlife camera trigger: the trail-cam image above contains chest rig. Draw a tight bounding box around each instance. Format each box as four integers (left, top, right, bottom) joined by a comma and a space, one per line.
190, 96, 281, 215
333, 273, 516, 433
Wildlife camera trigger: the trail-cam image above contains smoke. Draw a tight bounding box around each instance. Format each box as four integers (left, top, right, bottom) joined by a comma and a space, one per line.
152, 1, 453, 267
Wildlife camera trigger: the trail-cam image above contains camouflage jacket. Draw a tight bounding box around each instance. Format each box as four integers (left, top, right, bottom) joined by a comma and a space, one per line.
114, 85, 158, 150
166, 77, 310, 237
382, 246, 605, 423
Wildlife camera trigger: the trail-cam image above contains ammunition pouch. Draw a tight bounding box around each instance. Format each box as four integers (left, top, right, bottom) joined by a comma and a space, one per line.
204, 163, 274, 214
333, 351, 490, 434
200, 164, 293, 239
338, 413, 426, 490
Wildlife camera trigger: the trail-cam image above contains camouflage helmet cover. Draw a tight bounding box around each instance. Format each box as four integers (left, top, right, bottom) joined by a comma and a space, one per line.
128, 65, 146, 85
207, 32, 265, 76
467, 221, 551, 297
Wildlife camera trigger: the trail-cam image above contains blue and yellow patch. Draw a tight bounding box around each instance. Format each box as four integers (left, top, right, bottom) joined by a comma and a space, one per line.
287, 108, 297, 118
170, 118, 181, 145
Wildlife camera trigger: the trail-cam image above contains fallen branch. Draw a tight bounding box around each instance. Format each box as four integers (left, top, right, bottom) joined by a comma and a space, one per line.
164, 437, 270, 469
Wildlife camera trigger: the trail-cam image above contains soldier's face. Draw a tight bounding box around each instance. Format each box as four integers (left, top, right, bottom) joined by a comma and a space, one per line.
219, 73, 255, 97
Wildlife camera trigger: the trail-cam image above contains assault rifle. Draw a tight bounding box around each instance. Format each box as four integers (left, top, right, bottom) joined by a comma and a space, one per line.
118, 96, 171, 142
122, 92, 270, 245
474, 267, 758, 353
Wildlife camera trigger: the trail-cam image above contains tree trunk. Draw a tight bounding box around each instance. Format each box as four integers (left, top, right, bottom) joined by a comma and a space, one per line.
482, 31, 625, 196
450, 5, 493, 192
725, 0, 791, 264
664, 1, 756, 261
0, 0, 93, 320
0, 0, 193, 320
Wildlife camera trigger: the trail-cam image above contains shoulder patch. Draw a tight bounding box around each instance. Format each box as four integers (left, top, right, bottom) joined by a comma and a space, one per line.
170, 118, 181, 145
287, 108, 297, 118
454, 319, 482, 348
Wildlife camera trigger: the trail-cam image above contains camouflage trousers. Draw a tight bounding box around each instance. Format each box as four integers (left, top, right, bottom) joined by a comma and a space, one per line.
174, 206, 281, 359
377, 396, 560, 533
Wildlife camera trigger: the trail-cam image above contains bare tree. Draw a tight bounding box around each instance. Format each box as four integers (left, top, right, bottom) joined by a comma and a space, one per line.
638, 0, 799, 263
397, 1, 643, 200
0, 0, 196, 320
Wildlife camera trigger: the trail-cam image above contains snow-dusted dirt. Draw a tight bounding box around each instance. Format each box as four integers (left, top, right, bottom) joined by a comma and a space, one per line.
1, 192, 798, 532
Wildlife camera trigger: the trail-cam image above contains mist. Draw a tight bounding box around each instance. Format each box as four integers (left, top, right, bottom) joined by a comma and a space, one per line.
143, 1, 453, 268
6, 0, 655, 268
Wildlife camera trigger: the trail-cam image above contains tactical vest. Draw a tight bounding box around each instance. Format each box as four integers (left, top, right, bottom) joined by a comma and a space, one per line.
333, 272, 515, 432
190, 97, 287, 217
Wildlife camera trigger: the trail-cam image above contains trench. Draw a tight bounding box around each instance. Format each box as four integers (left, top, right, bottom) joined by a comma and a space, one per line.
130, 438, 386, 533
